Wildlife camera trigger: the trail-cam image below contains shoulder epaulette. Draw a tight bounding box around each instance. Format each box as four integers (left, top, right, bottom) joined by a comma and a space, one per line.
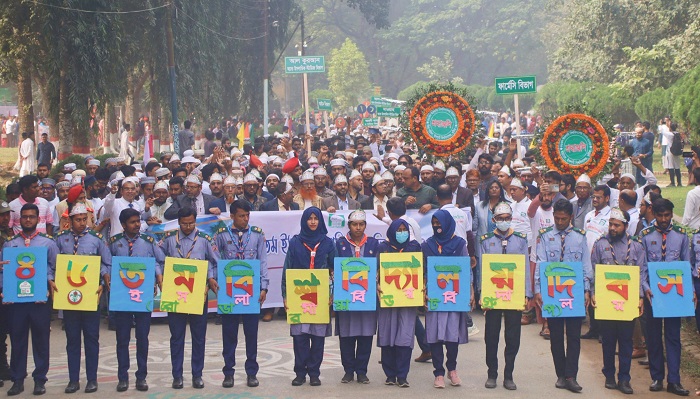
109, 233, 123, 244
538, 227, 553, 236
593, 236, 608, 246
140, 234, 155, 243
571, 227, 585, 235
640, 226, 654, 237
513, 231, 527, 239
630, 235, 642, 243
164, 230, 178, 238
251, 226, 263, 234
88, 230, 102, 240
39, 232, 53, 239
672, 225, 687, 235
215, 225, 228, 235
480, 232, 494, 241
55, 230, 69, 237
197, 231, 213, 241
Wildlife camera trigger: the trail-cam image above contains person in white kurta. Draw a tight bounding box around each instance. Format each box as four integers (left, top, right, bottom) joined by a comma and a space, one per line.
19, 133, 36, 177
583, 186, 611, 253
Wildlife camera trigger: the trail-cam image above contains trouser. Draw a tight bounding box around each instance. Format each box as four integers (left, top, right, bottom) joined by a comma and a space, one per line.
694, 279, 700, 333
669, 169, 682, 185
339, 336, 372, 375
600, 320, 634, 382
8, 303, 50, 383
548, 317, 582, 379
645, 298, 681, 383
485, 309, 522, 380
168, 308, 208, 379
586, 303, 599, 335
0, 301, 8, 367
222, 313, 259, 377
292, 334, 325, 378
114, 311, 151, 381
415, 317, 429, 352
63, 310, 101, 382
380, 346, 411, 379
430, 342, 459, 377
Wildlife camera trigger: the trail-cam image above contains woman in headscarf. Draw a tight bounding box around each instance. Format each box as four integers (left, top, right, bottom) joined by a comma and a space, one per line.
334, 210, 379, 384
421, 209, 473, 389
281, 207, 336, 387
376, 219, 421, 388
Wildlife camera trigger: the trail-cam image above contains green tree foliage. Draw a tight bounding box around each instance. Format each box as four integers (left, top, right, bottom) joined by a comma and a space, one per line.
417, 51, 463, 84
535, 81, 636, 123
328, 39, 371, 111
635, 88, 673, 125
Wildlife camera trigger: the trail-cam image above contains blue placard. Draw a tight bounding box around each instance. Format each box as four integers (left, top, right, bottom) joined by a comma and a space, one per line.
2, 247, 48, 303
333, 257, 377, 311
366, 104, 376, 114
356, 104, 367, 114
539, 262, 585, 318
109, 256, 156, 312
217, 259, 261, 314
648, 261, 694, 318
426, 256, 471, 312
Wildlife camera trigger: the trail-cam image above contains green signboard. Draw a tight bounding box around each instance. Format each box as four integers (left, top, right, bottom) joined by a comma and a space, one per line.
362, 118, 379, 127
317, 99, 332, 111
285, 56, 326, 74
558, 130, 593, 166
370, 96, 393, 107
495, 76, 537, 95
377, 107, 401, 117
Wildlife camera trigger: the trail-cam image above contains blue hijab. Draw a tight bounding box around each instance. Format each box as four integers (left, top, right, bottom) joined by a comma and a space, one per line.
425, 209, 464, 256
288, 207, 334, 269
380, 219, 421, 253
298, 207, 328, 246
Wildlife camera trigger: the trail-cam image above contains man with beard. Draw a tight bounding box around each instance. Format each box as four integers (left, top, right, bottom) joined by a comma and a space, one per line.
211, 176, 239, 213
432, 161, 446, 188
572, 175, 593, 230
282, 157, 303, 195
240, 174, 266, 211
208, 173, 224, 199
314, 168, 334, 198
475, 154, 494, 201
420, 165, 435, 188
347, 170, 369, 204
393, 165, 406, 191
361, 163, 376, 196
164, 175, 223, 220
322, 175, 360, 213
85, 159, 100, 177
149, 181, 171, 222
329, 159, 347, 179
361, 175, 388, 212
168, 177, 184, 202
397, 166, 438, 214
260, 182, 299, 212
36, 163, 50, 180
609, 157, 657, 208
263, 173, 279, 201
55, 181, 71, 203
445, 167, 474, 213
294, 171, 323, 210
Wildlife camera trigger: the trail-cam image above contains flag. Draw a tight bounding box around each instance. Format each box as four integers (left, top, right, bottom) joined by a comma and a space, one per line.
236, 123, 245, 145
249, 122, 255, 143
488, 121, 495, 138
142, 131, 151, 165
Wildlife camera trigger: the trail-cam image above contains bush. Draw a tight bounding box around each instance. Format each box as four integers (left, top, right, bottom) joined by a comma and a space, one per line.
51, 155, 86, 175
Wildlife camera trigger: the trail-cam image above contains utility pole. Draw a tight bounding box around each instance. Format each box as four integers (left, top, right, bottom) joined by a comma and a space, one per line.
263, 0, 269, 139
300, 10, 305, 109
165, 0, 179, 156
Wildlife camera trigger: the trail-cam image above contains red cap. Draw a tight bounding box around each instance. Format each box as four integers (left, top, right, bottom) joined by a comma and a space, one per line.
250, 153, 263, 169
67, 185, 84, 204
282, 157, 300, 174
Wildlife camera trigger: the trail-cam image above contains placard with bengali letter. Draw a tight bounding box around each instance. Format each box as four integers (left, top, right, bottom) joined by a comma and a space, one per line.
539, 261, 585, 318
480, 254, 526, 310
160, 257, 208, 315
648, 261, 694, 318
379, 252, 423, 308
2, 247, 48, 303
109, 256, 156, 312
426, 256, 470, 312
333, 257, 376, 311
53, 254, 101, 311
286, 269, 330, 324
217, 259, 260, 314
594, 264, 640, 321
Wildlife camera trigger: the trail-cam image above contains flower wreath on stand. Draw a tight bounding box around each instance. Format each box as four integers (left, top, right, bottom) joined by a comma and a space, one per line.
399, 82, 478, 161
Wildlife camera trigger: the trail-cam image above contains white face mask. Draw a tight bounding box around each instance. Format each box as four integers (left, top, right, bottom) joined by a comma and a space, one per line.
496, 221, 511, 232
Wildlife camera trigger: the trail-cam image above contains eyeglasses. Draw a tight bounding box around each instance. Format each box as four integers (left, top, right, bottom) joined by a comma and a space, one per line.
180, 222, 196, 227
398, 162, 408, 166
20, 215, 38, 220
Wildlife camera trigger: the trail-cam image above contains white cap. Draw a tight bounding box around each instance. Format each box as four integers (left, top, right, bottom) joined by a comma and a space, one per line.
87, 159, 100, 166
69, 203, 88, 216
72, 169, 86, 178
209, 173, 223, 183
235, 177, 244, 186
193, 150, 204, 156
330, 159, 346, 167
155, 167, 170, 177
64, 173, 73, 181
576, 173, 591, 186
181, 156, 197, 164
300, 171, 315, 182
265, 173, 280, 182
381, 171, 394, 181
223, 175, 237, 186
122, 176, 139, 186
231, 160, 241, 169
185, 174, 201, 185
372, 175, 384, 187
510, 178, 524, 189
307, 156, 319, 165
362, 162, 375, 172
154, 181, 169, 192
169, 154, 180, 162
64, 163, 77, 171
334, 175, 348, 185
620, 173, 636, 182
70, 177, 83, 187
389, 160, 398, 168
183, 150, 194, 157
610, 207, 628, 223
231, 148, 242, 157
133, 164, 143, 171
394, 165, 406, 173
313, 167, 327, 176
348, 209, 366, 222
350, 170, 362, 180
243, 173, 258, 184
494, 202, 513, 216
446, 167, 459, 177
420, 165, 434, 172
434, 160, 446, 171
512, 159, 524, 168
499, 165, 511, 175
387, 152, 399, 160
115, 156, 126, 163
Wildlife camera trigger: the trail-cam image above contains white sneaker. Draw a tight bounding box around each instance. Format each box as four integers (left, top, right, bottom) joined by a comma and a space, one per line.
468, 325, 480, 336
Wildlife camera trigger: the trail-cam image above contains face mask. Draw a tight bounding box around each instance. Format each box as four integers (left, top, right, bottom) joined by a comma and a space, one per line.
395, 231, 409, 244
496, 221, 511, 231
432, 226, 442, 236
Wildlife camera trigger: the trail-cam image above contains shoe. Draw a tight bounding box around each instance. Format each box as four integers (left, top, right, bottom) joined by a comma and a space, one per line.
0, 365, 10, 381
341, 372, 353, 383
385, 377, 396, 385
618, 381, 633, 394
414, 351, 431, 362
639, 358, 649, 366
356, 374, 369, 384
447, 370, 461, 386
667, 183, 676, 187
222, 376, 234, 388
397, 378, 409, 388
135, 379, 148, 392
65, 381, 80, 394
485, 378, 497, 389
542, 328, 550, 340
171, 378, 183, 389
565, 378, 582, 393
116, 380, 128, 392
262, 312, 273, 322
503, 379, 517, 390
605, 377, 617, 389
581, 331, 599, 339
468, 325, 480, 336
7, 381, 24, 396
192, 377, 204, 389
649, 380, 664, 391
667, 383, 689, 396
309, 376, 321, 386
433, 375, 445, 389
84, 381, 98, 393
631, 349, 646, 359
678, 184, 684, 188
32, 381, 45, 395
292, 376, 306, 386
246, 375, 259, 388
215, 316, 222, 325
555, 377, 567, 389
520, 315, 531, 325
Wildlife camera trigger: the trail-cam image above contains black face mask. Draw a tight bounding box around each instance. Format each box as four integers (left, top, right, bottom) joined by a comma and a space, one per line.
432, 226, 442, 236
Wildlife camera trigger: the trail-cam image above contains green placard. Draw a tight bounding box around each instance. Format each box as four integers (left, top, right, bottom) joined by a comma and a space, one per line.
370, 96, 393, 107
425, 108, 458, 141
317, 99, 332, 111
377, 107, 401, 117
558, 130, 593, 166
285, 56, 326, 74
362, 118, 379, 127
495, 75, 537, 95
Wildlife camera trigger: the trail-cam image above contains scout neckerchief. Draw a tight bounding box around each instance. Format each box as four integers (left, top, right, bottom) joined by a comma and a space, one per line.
495, 229, 513, 254
176, 229, 198, 259
559, 228, 570, 262
346, 234, 367, 258
125, 233, 139, 257
20, 231, 39, 247
609, 235, 631, 265
230, 226, 251, 260
303, 242, 321, 269
655, 224, 671, 261
72, 228, 89, 255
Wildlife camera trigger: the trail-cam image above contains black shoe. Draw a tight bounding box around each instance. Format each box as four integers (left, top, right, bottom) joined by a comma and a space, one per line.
0, 366, 10, 382
84, 381, 98, 393
246, 376, 259, 388
667, 383, 689, 396
605, 377, 617, 389
581, 331, 599, 339
64, 381, 80, 394
7, 381, 24, 396
135, 379, 148, 392
649, 380, 664, 391
618, 381, 633, 394
116, 380, 128, 392
309, 376, 321, 386
356, 374, 369, 384
292, 376, 306, 386
555, 377, 567, 389
341, 372, 353, 383
215, 316, 222, 325
171, 378, 183, 389
385, 377, 396, 385
397, 378, 409, 388
565, 378, 582, 393
503, 379, 517, 390
222, 376, 234, 388
32, 381, 45, 396
485, 378, 497, 389
639, 358, 649, 366
192, 377, 204, 389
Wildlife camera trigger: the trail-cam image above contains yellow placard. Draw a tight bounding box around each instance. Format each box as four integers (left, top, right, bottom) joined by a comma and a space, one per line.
594, 264, 640, 321
480, 254, 527, 310
286, 269, 330, 324
160, 257, 209, 315
53, 254, 101, 311
379, 252, 423, 308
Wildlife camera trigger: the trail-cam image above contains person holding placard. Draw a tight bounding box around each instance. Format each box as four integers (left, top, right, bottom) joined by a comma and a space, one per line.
376, 219, 421, 388
639, 198, 691, 396
334, 209, 379, 384
421, 209, 472, 389
108, 208, 165, 392
480, 202, 530, 390
159, 206, 219, 390
281, 207, 336, 387
2, 203, 59, 396
590, 208, 646, 395
534, 199, 592, 393
214, 200, 269, 389
54, 203, 112, 394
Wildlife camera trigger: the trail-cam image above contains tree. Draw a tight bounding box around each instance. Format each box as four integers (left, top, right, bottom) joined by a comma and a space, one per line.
328, 39, 371, 111
416, 51, 463, 84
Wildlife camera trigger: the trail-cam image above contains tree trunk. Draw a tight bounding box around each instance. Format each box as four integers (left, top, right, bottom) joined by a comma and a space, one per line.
16, 57, 34, 136
102, 103, 111, 153
162, 107, 171, 152
71, 107, 90, 157
149, 72, 162, 152
58, 62, 73, 160
107, 104, 118, 154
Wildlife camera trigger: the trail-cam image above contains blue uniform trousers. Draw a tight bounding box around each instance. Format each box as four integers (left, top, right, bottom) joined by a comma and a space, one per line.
599, 320, 634, 382
221, 313, 259, 377
430, 342, 459, 377
168, 307, 208, 379
485, 309, 521, 380
339, 336, 372, 375
8, 303, 50, 383
694, 279, 700, 333
63, 310, 101, 382
292, 334, 325, 378
548, 317, 582, 379
114, 311, 151, 381
414, 317, 429, 352
645, 298, 681, 383
380, 346, 411, 379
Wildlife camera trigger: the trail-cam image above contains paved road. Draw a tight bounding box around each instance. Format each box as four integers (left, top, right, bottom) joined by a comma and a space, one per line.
11, 312, 683, 398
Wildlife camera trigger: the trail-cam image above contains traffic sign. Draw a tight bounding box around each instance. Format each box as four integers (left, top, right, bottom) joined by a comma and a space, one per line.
366, 105, 376, 114
362, 118, 378, 126
317, 99, 332, 111
357, 104, 367, 114
335, 117, 346, 128
377, 106, 401, 117
495, 75, 536, 95
370, 96, 393, 107
284, 56, 326, 74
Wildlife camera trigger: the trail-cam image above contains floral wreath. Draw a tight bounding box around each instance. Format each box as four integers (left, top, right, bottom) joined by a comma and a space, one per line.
400, 83, 477, 158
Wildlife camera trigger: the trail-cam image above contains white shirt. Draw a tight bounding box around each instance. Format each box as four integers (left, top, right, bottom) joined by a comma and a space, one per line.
659, 124, 670, 145
627, 207, 640, 236
104, 194, 149, 236
372, 195, 388, 213
441, 204, 469, 240
609, 168, 657, 208
510, 197, 533, 243
584, 206, 611, 252
194, 193, 205, 215
682, 186, 700, 230
530, 206, 554, 261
